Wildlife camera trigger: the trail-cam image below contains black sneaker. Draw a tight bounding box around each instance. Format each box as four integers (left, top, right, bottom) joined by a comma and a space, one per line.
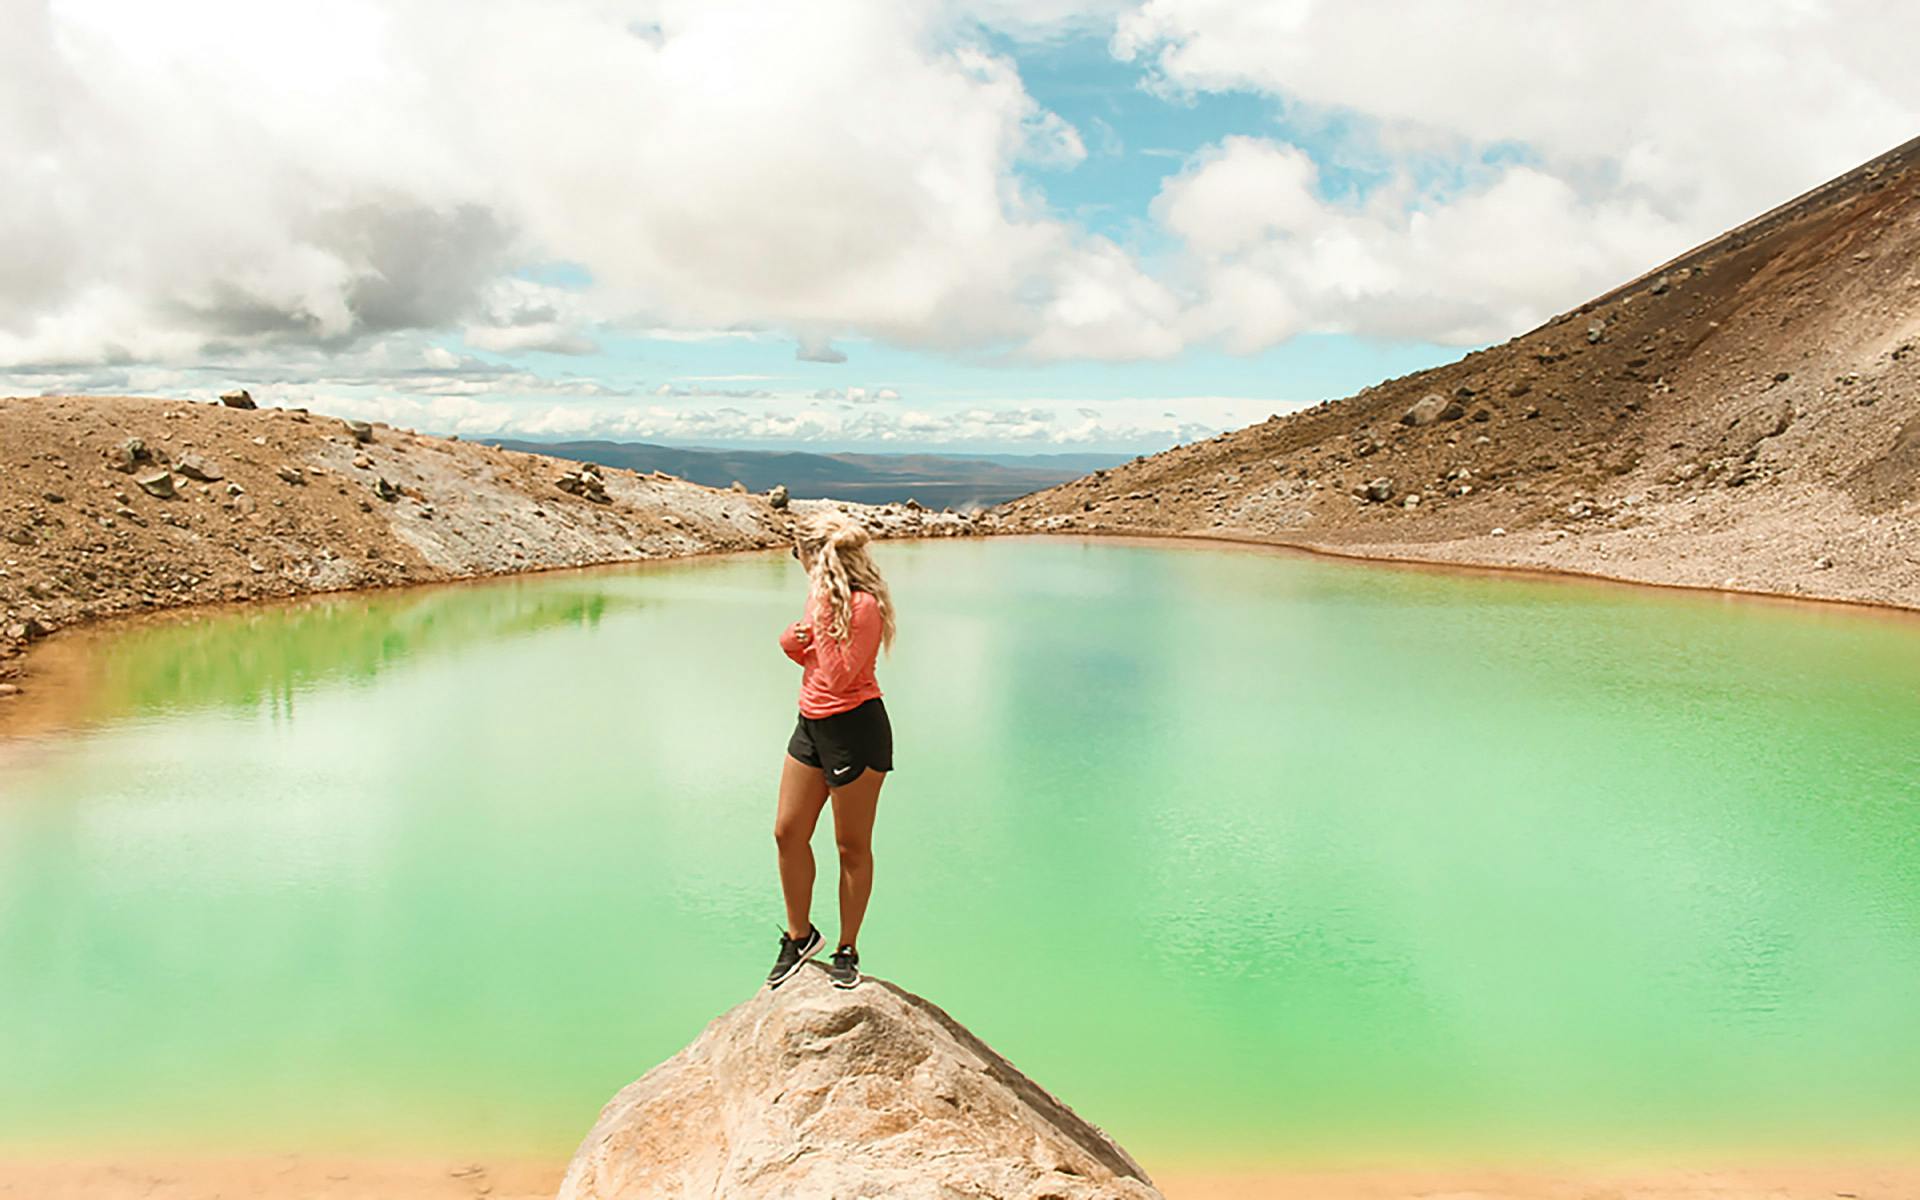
828, 944, 860, 989
766, 924, 822, 988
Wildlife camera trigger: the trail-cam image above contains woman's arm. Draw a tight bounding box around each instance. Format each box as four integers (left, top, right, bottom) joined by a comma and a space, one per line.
777, 618, 813, 664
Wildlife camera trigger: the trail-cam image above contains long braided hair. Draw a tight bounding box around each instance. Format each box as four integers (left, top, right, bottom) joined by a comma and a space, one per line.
795, 509, 896, 651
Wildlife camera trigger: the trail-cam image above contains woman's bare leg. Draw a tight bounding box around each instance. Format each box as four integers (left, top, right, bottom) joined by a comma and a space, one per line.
775, 754, 831, 939
828, 769, 886, 949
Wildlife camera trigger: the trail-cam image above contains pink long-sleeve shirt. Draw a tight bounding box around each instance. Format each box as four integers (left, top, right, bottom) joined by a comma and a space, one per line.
778, 589, 884, 718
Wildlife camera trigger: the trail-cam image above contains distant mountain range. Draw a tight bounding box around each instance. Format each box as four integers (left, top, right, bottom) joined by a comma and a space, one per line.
483, 439, 1133, 509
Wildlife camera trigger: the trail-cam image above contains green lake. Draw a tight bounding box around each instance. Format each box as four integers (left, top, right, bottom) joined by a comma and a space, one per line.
2, 537, 1918, 1167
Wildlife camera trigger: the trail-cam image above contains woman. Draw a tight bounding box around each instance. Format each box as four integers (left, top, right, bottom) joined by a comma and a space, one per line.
766, 509, 895, 991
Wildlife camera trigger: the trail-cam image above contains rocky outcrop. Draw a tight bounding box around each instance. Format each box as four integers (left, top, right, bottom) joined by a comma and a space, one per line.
558, 965, 1161, 1200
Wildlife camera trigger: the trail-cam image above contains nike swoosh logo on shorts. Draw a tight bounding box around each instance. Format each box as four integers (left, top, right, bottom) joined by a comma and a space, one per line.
833, 765, 856, 776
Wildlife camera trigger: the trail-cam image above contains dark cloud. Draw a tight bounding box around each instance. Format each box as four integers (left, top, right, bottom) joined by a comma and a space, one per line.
327, 202, 517, 333
158, 202, 516, 349
795, 335, 847, 363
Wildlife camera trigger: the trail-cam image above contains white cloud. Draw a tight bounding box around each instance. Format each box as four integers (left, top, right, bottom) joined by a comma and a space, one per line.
254, 389, 1281, 451
812, 386, 903, 404
1154, 136, 1678, 345
0, 0, 1172, 371
653, 382, 774, 399
7, 0, 1918, 396
1120, 0, 1920, 345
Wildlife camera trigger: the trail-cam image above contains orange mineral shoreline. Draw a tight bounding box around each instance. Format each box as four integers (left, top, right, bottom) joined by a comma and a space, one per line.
6, 1154, 1920, 1200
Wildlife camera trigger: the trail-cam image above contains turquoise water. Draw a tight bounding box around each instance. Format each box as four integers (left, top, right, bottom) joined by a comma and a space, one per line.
2, 537, 1918, 1166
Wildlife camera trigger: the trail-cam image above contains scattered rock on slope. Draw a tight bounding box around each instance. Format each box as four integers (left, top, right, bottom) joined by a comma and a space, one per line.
557, 965, 1161, 1200
173, 453, 223, 482
1400, 393, 1464, 426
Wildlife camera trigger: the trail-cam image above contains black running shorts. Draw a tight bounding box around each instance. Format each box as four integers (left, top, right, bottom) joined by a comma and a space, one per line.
787, 697, 892, 786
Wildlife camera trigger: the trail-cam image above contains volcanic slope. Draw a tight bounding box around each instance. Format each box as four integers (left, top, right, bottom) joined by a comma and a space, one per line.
997, 136, 1920, 610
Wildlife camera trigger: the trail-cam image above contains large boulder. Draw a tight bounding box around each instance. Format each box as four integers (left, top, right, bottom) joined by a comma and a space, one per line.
558, 965, 1162, 1200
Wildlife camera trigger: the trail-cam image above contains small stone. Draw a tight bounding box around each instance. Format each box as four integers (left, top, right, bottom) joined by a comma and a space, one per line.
769, 484, 790, 510
1814, 556, 1834, 570
1400, 394, 1463, 426
0, 683, 20, 698
373, 477, 400, 502
1402, 493, 1421, 509
41, 491, 65, 503
353, 453, 372, 469
1490, 527, 1507, 537
174, 453, 223, 482
112, 437, 151, 472
220, 389, 256, 409
1772, 371, 1791, 383
226, 482, 244, 496
345, 420, 375, 444
1587, 320, 1606, 343
276, 466, 306, 486
135, 470, 176, 499
731, 480, 748, 493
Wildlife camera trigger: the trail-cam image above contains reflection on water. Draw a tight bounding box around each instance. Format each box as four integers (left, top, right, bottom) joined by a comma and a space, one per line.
42, 581, 646, 726
1, 539, 1918, 1165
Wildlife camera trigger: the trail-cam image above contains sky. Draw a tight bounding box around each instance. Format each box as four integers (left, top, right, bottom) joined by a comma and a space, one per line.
3, 1, 1917, 455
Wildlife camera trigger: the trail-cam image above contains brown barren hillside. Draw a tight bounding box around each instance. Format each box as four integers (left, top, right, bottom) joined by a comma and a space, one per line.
0, 394, 978, 694
996, 137, 1920, 610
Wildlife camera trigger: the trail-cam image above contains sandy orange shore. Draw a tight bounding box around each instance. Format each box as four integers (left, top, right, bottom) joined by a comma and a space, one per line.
6, 1155, 1920, 1199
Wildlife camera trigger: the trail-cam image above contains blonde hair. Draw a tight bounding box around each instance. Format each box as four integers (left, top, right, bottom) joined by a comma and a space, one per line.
794, 509, 895, 652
